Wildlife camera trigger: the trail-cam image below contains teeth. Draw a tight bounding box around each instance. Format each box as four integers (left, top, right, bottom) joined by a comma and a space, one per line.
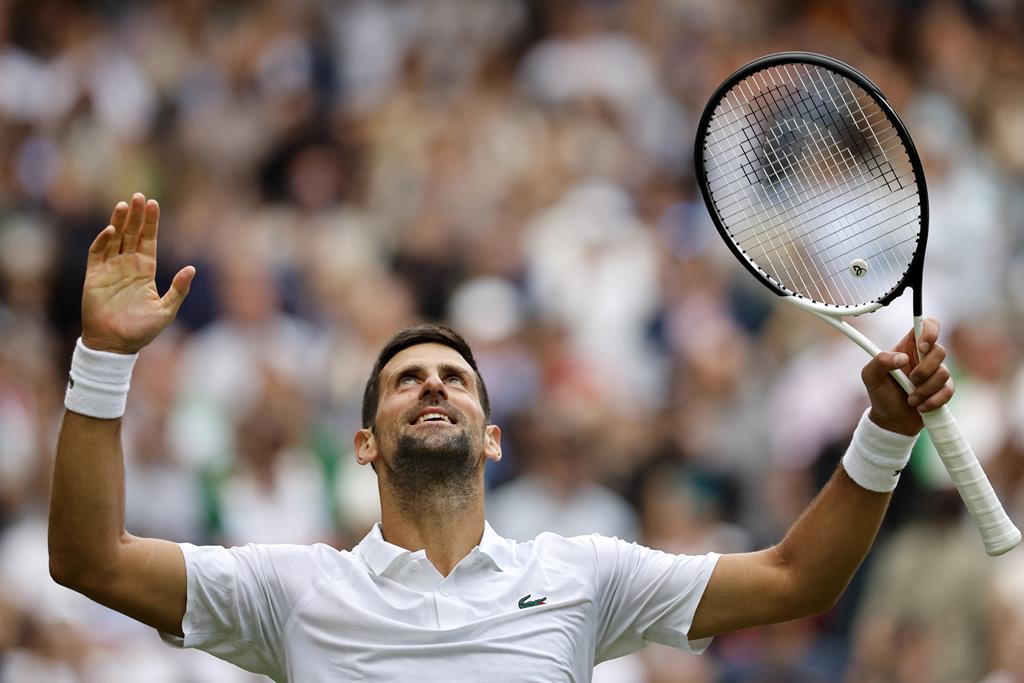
416, 412, 451, 425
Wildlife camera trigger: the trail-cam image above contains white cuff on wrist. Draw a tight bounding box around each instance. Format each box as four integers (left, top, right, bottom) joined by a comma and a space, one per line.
64, 337, 138, 419
841, 409, 918, 492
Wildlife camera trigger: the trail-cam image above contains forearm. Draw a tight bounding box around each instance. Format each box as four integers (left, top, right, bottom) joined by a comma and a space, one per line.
694, 331, 945, 639
772, 466, 891, 614
48, 411, 129, 585
45, 194, 192, 633
773, 412, 915, 613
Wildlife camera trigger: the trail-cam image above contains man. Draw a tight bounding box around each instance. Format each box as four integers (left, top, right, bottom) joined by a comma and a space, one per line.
49, 194, 954, 681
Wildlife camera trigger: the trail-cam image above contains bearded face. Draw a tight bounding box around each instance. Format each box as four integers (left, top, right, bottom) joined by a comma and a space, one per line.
381, 395, 479, 495
354, 343, 501, 507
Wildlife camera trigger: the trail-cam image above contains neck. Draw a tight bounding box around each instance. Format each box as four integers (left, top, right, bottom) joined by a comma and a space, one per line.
378, 476, 486, 576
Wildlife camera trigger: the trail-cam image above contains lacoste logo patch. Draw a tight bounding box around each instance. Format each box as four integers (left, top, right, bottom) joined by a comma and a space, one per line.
518, 594, 547, 609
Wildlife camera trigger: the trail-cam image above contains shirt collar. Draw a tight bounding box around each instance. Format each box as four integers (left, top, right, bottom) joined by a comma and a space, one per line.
356, 520, 513, 575
356, 523, 412, 576
478, 520, 513, 571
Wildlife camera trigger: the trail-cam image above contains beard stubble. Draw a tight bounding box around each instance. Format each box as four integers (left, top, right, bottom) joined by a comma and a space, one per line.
386, 425, 479, 512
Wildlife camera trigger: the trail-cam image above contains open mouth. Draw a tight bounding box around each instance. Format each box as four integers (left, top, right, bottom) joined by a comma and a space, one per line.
411, 409, 455, 426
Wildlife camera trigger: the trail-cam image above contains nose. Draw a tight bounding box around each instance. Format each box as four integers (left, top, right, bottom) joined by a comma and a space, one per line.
420, 373, 448, 400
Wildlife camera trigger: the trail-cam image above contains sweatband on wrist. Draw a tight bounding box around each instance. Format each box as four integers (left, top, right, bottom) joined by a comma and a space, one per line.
64, 337, 138, 419
841, 409, 917, 492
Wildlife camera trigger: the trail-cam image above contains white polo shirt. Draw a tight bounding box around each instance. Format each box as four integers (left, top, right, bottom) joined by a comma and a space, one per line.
161, 522, 719, 682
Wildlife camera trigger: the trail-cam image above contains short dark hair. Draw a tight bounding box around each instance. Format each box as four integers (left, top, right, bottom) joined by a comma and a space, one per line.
361, 323, 490, 428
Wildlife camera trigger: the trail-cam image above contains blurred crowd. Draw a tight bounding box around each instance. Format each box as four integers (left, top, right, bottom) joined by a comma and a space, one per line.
2, 0, 1024, 681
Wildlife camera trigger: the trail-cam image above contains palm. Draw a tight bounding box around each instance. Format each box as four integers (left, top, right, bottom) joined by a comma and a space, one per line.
82, 194, 195, 355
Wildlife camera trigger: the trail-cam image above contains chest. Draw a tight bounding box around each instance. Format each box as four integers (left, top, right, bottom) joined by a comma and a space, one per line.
282, 567, 595, 682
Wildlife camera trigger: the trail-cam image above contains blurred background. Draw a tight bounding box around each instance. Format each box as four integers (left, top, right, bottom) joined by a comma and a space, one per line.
2, 0, 1024, 681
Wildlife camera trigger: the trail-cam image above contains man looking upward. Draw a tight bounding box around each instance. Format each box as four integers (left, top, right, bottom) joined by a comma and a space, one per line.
49, 194, 955, 681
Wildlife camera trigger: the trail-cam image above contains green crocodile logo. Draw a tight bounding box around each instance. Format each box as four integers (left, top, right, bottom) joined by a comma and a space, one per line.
518, 594, 547, 609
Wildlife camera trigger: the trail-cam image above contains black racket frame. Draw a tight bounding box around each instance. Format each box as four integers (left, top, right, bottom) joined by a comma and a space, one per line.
694, 51, 929, 315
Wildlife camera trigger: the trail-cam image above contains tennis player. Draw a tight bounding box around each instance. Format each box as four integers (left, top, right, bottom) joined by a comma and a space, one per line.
49, 194, 954, 681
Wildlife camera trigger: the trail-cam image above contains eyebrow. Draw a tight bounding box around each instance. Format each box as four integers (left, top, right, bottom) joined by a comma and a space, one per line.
390, 362, 473, 383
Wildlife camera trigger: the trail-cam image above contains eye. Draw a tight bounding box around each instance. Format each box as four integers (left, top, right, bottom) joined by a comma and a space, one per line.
446, 374, 466, 385
398, 374, 418, 386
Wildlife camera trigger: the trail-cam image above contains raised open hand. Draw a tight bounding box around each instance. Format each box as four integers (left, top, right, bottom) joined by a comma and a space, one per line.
81, 193, 195, 354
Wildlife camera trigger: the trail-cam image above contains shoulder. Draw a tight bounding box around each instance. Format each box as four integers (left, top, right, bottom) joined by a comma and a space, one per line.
180, 541, 360, 586
525, 533, 717, 578
512, 532, 624, 569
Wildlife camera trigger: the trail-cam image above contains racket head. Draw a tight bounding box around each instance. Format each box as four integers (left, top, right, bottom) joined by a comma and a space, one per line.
694, 52, 929, 315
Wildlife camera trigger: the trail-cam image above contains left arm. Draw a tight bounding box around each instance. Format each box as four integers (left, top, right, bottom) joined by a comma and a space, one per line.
690, 319, 952, 639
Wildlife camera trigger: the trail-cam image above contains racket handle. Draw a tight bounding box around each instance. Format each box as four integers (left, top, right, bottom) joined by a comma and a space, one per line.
922, 405, 1021, 556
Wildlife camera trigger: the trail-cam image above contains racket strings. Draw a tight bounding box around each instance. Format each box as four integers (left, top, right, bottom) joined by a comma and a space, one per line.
747, 66, 907, 304
702, 62, 921, 307
715, 66, 916, 305
736, 71, 871, 304
715, 129, 902, 217
739, 75, 844, 304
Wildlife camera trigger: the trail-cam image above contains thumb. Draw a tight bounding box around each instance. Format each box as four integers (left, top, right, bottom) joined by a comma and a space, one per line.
161, 265, 196, 316
861, 350, 910, 389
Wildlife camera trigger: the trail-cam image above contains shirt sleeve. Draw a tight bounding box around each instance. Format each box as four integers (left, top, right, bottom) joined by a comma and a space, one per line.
158, 542, 318, 681
589, 535, 719, 662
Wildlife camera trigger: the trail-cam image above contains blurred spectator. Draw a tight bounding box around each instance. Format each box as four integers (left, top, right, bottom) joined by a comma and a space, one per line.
487, 407, 638, 542
847, 502, 995, 683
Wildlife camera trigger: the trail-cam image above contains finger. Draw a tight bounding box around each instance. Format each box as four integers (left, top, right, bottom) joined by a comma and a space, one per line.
891, 332, 922, 372
106, 201, 129, 259
915, 318, 940, 357
160, 265, 196, 317
918, 379, 955, 413
909, 343, 947, 385
109, 200, 128, 228
861, 350, 910, 390
890, 318, 941, 369
138, 199, 160, 257
908, 364, 951, 407
120, 192, 146, 254
87, 226, 115, 268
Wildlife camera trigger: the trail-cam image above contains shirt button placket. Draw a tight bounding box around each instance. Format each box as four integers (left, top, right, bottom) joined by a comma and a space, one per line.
436, 584, 454, 629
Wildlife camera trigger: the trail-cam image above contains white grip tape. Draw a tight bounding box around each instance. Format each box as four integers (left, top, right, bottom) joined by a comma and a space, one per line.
64, 338, 138, 419
922, 405, 1021, 556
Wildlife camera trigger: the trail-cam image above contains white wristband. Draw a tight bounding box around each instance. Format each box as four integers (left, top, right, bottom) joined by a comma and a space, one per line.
64, 338, 138, 419
841, 409, 918, 492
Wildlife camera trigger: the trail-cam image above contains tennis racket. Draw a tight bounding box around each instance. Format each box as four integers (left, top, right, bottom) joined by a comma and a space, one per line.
693, 52, 1020, 556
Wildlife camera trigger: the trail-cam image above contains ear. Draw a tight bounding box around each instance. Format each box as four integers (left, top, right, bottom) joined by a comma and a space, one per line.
353, 428, 378, 466
484, 424, 502, 463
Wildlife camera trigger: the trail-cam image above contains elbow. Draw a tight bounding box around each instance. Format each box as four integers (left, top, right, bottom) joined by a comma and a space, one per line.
48, 534, 82, 589
48, 530, 127, 591
803, 591, 842, 618
795, 575, 850, 620
772, 585, 842, 624
766, 546, 845, 621
48, 537, 71, 587
49, 558, 114, 597
49, 557, 76, 589
48, 546, 116, 594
